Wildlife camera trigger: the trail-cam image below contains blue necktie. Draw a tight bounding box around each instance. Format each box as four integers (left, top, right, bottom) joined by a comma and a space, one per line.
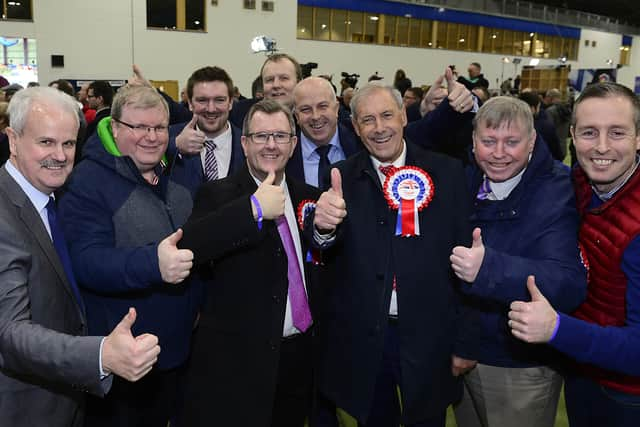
46, 197, 85, 313
316, 145, 331, 191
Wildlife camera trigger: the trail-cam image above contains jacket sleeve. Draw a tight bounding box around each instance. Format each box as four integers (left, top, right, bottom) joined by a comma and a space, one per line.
0, 221, 105, 396
405, 98, 474, 151
549, 236, 640, 376
179, 182, 265, 263
463, 179, 587, 312
59, 173, 163, 294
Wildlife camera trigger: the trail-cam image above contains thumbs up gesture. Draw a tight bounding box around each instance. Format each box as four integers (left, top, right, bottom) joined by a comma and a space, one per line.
314, 168, 347, 232
101, 308, 161, 382
450, 227, 485, 283
252, 171, 285, 220
443, 67, 474, 113
158, 228, 194, 284
128, 64, 153, 88
508, 275, 559, 343
176, 114, 206, 155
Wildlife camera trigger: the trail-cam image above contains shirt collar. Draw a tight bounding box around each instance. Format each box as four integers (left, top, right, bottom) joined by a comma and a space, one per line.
199, 121, 231, 143
487, 166, 527, 200
301, 129, 340, 161
592, 154, 640, 201
370, 141, 407, 171
5, 159, 51, 212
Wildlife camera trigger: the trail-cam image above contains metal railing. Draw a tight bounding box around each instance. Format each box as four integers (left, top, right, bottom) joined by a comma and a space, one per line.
394, 0, 640, 36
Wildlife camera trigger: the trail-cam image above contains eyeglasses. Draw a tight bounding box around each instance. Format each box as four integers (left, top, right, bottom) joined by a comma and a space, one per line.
247, 131, 293, 145
113, 118, 169, 136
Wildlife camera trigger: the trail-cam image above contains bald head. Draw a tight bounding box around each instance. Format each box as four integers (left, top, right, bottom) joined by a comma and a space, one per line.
293, 77, 339, 146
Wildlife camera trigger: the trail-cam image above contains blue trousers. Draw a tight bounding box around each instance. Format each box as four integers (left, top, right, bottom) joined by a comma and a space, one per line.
565, 374, 640, 427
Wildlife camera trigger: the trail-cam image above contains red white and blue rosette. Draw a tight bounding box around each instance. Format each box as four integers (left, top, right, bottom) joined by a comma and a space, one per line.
297, 199, 322, 264
382, 166, 434, 237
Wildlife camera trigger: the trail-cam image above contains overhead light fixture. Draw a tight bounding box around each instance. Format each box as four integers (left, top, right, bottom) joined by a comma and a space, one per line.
251, 35, 277, 54
369, 16, 379, 21
438, 7, 445, 13
194, 20, 200, 25
459, 38, 465, 43
529, 32, 535, 37
404, 14, 412, 18
502, 57, 510, 63
321, 24, 327, 29
529, 58, 540, 66
428, 42, 432, 46
491, 34, 497, 39
300, 28, 306, 33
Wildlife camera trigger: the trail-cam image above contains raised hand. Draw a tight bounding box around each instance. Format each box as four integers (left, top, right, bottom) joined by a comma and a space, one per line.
158, 228, 194, 284
252, 171, 285, 220
101, 308, 161, 382
450, 227, 485, 283
444, 67, 474, 113
509, 275, 559, 343
314, 168, 347, 232
176, 114, 206, 155
128, 64, 153, 88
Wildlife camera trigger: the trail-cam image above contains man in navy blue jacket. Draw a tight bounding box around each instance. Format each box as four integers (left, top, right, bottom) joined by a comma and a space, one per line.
168, 66, 245, 188
59, 85, 203, 427
444, 96, 587, 427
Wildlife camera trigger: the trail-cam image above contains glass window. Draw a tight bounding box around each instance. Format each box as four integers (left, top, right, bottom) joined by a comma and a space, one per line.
6, 38, 25, 65
147, 0, 176, 29
363, 13, 379, 44
396, 16, 409, 47
297, 5, 312, 39
420, 20, 433, 48
436, 21, 447, 49
384, 15, 396, 45
408, 18, 421, 47
349, 11, 364, 42
314, 7, 331, 41
332, 9, 348, 42
185, 0, 204, 30
5, 0, 32, 20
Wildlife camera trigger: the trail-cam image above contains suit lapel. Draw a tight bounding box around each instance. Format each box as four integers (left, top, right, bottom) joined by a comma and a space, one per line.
0, 168, 83, 316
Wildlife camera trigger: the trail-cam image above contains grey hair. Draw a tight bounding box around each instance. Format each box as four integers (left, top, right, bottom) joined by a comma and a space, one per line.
350, 83, 403, 121
473, 96, 534, 137
111, 85, 169, 122
242, 99, 296, 136
8, 86, 79, 135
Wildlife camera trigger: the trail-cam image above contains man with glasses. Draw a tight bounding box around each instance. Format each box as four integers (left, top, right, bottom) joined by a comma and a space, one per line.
178, 99, 322, 427
58, 85, 203, 427
169, 66, 245, 188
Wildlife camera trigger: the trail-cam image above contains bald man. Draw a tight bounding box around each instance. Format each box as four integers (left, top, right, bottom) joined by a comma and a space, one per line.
289, 77, 362, 189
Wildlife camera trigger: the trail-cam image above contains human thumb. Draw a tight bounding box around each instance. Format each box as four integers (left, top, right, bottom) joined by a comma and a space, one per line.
165, 228, 183, 246
527, 275, 545, 302
471, 227, 483, 248
116, 307, 136, 333
132, 64, 143, 79
432, 74, 445, 91
330, 168, 343, 197
188, 113, 199, 129
445, 66, 456, 89
262, 171, 276, 186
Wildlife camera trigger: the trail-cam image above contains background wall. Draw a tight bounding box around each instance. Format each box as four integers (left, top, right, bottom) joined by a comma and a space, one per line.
2, 0, 636, 96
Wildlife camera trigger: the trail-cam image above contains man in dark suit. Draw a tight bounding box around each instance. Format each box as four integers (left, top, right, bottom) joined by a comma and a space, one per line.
289, 76, 362, 189
179, 99, 322, 427
169, 66, 245, 187
0, 86, 160, 427
312, 83, 472, 427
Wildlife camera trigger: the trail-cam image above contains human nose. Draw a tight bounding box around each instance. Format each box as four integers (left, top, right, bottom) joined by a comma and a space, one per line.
594, 133, 610, 153
493, 142, 506, 158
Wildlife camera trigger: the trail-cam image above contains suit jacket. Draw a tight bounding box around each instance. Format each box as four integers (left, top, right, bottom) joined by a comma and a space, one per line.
312, 142, 472, 425
179, 165, 322, 427
0, 166, 105, 427
287, 123, 363, 185
168, 121, 245, 189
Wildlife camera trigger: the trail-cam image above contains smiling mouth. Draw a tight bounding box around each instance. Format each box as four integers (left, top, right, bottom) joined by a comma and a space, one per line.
310, 122, 326, 130
372, 135, 392, 144
592, 158, 613, 166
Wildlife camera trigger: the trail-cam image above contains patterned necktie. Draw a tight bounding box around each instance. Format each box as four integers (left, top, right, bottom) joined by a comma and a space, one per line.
379, 164, 397, 177
46, 197, 85, 313
204, 139, 219, 181
316, 145, 331, 191
276, 216, 312, 332
477, 177, 492, 200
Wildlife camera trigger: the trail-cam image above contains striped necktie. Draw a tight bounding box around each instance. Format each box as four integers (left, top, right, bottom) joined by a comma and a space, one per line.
204, 139, 219, 181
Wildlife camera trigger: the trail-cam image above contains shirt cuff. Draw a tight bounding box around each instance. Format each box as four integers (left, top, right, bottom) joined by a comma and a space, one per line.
313, 227, 336, 244
99, 337, 111, 380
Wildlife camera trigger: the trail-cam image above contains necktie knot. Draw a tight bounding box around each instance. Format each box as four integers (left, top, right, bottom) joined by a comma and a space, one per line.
379, 165, 397, 177
204, 139, 217, 150
316, 145, 331, 159
477, 177, 492, 200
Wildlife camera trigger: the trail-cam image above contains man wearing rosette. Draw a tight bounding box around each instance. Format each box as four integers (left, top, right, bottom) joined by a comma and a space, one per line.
311, 82, 473, 427
178, 99, 323, 427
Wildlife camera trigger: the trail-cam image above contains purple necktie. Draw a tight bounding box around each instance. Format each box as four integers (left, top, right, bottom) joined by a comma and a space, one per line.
477, 177, 492, 200
276, 216, 312, 332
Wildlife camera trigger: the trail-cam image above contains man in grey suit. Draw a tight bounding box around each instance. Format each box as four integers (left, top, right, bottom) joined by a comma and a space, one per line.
0, 86, 161, 427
